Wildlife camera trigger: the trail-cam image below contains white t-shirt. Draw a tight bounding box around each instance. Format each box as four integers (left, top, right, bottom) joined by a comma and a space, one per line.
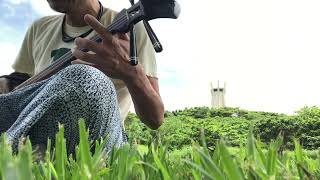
12, 8, 157, 124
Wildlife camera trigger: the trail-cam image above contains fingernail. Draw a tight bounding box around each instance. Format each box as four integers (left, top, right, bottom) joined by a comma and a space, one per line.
75, 38, 80, 44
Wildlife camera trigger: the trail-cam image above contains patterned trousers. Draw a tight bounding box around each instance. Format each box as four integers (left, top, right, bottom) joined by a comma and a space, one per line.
0, 64, 127, 154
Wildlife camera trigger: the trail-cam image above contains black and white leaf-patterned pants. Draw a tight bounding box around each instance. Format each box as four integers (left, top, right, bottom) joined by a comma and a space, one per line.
0, 64, 127, 154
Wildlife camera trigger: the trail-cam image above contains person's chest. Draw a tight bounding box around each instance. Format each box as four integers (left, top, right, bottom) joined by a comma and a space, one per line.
31, 18, 127, 90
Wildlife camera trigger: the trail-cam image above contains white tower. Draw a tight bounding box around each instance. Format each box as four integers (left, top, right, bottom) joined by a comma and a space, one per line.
211, 81, 226, 108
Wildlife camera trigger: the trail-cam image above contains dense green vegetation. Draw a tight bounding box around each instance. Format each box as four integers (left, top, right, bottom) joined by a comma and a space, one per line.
0, 106, 320, 179
126, 106, 320, 150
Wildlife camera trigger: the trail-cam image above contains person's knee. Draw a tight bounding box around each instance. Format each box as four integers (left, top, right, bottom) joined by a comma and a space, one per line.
56, 64, 116, 97
59, 64, 103, 80
57, 64, 108, 85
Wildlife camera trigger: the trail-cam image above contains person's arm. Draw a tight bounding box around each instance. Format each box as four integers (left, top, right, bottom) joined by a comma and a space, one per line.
11, 20, 36, 83
72, 14, 165, 129
124, 66, 164, 129
1, 19, 36, 94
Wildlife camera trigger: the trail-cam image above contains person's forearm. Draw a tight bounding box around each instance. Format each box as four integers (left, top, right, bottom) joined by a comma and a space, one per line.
124, 67, 164, 130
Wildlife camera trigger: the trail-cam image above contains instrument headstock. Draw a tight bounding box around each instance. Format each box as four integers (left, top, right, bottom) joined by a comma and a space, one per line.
108, 0, 181, 33
141, 0, 181, 20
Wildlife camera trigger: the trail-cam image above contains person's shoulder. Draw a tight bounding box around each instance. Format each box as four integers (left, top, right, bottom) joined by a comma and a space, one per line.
105, 8, 118, 17
31, 14, 64, 30
101, 8, 119, 25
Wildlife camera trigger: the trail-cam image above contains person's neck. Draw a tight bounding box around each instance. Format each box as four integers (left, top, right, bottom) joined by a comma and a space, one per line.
66, 1, 100, 27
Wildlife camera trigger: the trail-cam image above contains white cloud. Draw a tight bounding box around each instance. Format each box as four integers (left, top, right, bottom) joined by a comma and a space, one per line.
4, 0, 28, 5
0, 42, 17, 75
2, 3, 15, 18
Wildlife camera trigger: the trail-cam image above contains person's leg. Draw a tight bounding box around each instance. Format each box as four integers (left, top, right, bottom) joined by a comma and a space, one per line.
0, 80, 48, 132
5, 64, 126, 154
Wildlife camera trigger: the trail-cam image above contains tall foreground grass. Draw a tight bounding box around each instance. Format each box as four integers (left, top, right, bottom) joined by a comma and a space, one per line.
0, 119, 319, 179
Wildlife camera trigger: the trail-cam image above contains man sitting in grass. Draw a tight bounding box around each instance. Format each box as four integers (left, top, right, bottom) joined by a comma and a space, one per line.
0, 0, 164, 154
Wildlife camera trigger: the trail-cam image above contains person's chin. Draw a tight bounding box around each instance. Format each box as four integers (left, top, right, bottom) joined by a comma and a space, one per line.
47, 1, 67, 13
50, 6, 67, 13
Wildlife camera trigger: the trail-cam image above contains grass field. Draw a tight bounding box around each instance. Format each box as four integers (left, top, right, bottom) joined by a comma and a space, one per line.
0, 119, 319, 179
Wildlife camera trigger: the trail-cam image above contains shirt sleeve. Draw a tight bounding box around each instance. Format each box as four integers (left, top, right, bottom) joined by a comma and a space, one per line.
12, 23, 36, 76
135, 22, 158, 78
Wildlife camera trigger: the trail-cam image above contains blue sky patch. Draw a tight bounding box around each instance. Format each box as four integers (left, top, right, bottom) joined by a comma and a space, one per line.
0, 1, 40, 43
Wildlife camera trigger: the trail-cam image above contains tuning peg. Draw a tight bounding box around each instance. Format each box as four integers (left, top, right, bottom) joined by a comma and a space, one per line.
143, 20, 163, 53
129, 0, 138, 66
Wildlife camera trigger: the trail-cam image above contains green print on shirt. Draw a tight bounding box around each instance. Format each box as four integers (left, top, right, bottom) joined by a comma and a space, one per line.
51, 48, 71, 62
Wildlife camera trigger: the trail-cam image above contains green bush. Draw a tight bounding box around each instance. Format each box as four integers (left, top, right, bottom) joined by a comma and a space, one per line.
253, 116, 299, 147
125, 106, 320, 150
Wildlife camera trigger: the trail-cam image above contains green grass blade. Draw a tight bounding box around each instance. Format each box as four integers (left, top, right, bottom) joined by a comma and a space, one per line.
218, 142, 245, 180
55, 123, 67, 180
151, 144, 171, 180
17, 138, 33, 180
266, 145, 277, 176
193, 146, 225, 180
49, 162, 58, 180
255, 139, 267, 168
45, 139, 52, 180
78, 119, 93, 177
294, 139, 305, 179
246, 126, 256, 161
184, 159, 215, 180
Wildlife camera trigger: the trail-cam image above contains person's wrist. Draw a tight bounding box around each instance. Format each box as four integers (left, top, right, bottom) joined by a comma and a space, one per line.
122, 64, 146, 87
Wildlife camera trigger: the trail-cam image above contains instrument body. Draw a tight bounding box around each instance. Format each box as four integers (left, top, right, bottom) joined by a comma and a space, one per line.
14, 0, 181, 90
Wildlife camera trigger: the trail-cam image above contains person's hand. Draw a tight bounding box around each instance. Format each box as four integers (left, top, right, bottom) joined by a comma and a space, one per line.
72, 14, 136, 81
0, 78, 10, 94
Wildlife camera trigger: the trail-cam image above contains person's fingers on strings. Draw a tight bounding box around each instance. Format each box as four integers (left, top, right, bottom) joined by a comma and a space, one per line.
114, 33, 129, 53
84, 14, 113, 43
71, 59, 96, 66
73, 48, 100, 64
73, 47, 118, 69
116, 33, 130, 41
74, 37, 105, 56
83, 14, 129, 63
116, 33, 130, 50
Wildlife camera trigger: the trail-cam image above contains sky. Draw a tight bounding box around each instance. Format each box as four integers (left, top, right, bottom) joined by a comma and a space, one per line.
0, 0, 320, 115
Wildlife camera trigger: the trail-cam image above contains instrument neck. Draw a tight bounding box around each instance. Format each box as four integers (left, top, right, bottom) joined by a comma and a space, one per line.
14, 11, 128, 91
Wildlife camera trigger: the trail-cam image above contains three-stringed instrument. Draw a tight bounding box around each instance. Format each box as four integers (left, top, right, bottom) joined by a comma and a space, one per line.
14, 0, 180, 90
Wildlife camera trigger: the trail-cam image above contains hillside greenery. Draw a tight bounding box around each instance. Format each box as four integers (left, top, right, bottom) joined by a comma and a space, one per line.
125, 106, 320, 150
